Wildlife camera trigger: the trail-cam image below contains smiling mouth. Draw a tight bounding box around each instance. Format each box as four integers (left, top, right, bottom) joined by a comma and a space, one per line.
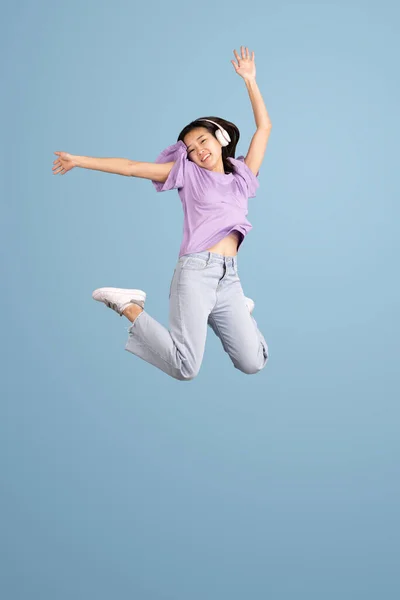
201, 154, 211, 163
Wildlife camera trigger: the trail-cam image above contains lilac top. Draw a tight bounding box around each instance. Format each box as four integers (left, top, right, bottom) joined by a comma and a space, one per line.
151, 140, 260, 258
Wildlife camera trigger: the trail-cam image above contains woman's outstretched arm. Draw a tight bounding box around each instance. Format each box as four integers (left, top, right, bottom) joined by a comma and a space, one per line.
73, 154, 134, 176
52, 151, 174, 182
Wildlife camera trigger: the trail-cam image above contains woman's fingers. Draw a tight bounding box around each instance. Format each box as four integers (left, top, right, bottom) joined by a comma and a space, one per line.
233, 46, 253, 62
52, 152, 72, 175
52, 162, 67, 174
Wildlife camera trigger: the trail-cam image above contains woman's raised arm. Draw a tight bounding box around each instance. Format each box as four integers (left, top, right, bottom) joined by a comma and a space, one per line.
52, 151, 174, 183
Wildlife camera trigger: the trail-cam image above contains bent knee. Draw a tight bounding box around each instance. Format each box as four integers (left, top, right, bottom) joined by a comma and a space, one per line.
175, 373, 197, 382
174, 365, 201, 381
236, 362, 264, 375
235, 353, 269, 375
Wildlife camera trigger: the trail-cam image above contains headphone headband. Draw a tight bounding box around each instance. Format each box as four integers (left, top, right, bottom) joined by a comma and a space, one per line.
195, 118, 231, 147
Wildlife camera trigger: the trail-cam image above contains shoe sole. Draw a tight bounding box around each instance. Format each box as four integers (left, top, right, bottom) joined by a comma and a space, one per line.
92, 287, 146, 301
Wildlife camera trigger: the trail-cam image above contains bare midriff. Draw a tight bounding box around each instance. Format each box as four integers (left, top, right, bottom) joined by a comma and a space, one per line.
206, 230, 241, 257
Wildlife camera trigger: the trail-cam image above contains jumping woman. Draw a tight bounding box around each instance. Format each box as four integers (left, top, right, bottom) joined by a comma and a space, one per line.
52, 46, 272, 381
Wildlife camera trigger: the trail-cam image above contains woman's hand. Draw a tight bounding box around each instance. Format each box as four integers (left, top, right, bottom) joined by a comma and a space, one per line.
52, 151, 76, 175
231, 46, 256, 81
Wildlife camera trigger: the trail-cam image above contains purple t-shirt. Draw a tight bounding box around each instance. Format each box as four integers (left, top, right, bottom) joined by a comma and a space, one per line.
151, 140, 260, 258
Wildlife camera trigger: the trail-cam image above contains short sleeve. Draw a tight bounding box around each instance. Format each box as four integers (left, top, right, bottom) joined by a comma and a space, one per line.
151, 140, 188, 192
229, 155, 260, 198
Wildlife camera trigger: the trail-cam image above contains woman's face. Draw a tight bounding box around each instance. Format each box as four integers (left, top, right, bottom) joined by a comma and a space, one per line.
183, 127, 222, 170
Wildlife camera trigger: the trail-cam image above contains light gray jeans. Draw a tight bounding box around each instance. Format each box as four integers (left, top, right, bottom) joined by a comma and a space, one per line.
125, 251, 269, 380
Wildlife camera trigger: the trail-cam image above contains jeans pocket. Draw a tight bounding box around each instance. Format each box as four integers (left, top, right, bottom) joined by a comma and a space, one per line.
181, 256, 208, 270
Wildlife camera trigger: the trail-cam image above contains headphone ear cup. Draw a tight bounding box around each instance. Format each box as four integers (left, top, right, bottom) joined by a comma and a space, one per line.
197, 118, 231, 147
216, 127, 231, 147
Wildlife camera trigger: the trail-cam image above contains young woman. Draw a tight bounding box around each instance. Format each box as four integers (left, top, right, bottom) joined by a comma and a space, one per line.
52, 46, 272, 381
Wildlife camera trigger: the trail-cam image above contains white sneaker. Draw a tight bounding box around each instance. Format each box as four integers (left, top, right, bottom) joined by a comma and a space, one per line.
245, 296, 255, 314
92, 287, 146, 317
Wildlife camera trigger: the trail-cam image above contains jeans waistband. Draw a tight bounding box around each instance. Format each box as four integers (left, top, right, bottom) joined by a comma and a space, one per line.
180, 251, 237, 268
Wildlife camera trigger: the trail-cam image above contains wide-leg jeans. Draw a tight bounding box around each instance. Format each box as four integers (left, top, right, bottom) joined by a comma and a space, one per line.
125, 251, 269, 380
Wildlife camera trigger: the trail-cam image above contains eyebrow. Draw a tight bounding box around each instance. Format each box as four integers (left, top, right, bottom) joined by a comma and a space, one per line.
186, 134, 206, 151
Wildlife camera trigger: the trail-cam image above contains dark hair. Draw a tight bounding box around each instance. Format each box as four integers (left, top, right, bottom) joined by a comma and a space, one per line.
177, 116, 240, 175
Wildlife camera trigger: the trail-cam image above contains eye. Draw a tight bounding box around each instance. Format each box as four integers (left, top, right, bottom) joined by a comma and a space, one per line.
188, 138, 206, 154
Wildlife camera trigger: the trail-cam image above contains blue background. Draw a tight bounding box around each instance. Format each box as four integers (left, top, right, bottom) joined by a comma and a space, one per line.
2, 0, 399, 598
